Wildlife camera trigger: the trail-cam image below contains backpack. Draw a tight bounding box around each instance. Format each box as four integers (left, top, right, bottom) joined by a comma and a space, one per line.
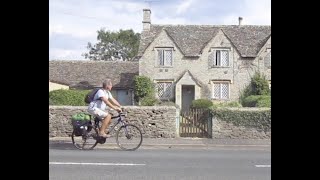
84, 88, 101, 104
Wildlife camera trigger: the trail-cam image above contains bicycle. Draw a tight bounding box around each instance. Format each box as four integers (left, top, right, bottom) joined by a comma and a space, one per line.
71, 110, 143, 151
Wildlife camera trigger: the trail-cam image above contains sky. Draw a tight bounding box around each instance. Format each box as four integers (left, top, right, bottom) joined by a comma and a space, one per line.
49, 0, 271, 60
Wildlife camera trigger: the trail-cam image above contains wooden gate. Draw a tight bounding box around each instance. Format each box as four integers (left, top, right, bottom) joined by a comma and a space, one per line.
179, 108, 212, 138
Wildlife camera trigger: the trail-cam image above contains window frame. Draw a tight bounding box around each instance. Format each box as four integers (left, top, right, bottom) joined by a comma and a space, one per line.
211, 81, 230, 100
156, 81, 174, 100
155, 47, 174, 67
209, 48, 231, 68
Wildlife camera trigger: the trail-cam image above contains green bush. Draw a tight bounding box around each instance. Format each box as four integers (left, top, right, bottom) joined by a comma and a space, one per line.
239, 85, 252, 105
222, 101, 242, 107
49, 89, 90, 106
240, 72, 270, 106
211, 108, 271, 132
242, 95, 270, 107
191, 99, 213, 109
140, 95, 159, 106
256, 96, 271, 108
242, 95, 260, 107
251, 72, 270, 95
133, 75, 155, 102
211, 101, 242, 109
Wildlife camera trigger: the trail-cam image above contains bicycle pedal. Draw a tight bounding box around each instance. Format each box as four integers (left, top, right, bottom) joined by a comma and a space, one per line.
98, 137, 106, 144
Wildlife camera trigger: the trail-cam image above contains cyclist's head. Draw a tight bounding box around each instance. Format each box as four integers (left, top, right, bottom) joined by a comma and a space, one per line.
102, 79, 112, 90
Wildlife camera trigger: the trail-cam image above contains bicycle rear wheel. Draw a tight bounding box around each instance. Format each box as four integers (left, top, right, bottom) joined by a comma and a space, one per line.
71, 127, 98, 150
116, 124, 143, 151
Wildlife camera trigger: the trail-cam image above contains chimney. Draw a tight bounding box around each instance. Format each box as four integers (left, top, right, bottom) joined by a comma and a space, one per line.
142, 9, 151, 31
238, 17, 243, 26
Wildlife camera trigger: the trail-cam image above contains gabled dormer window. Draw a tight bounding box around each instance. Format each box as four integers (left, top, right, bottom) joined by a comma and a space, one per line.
209, 49, 230, 68
156, 48, 173, 67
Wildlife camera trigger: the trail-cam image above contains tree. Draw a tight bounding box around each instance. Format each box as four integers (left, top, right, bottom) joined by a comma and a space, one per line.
250, 72, 270, 95
133, 75, 158, 106
239, 71, 270, 106
83, 29, 140, 61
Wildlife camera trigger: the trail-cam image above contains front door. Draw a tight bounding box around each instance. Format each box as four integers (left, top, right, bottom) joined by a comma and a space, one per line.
181, 85, 195, 113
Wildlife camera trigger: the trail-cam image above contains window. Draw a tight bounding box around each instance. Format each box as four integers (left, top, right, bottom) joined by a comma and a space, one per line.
212, 82, 230, 99
264, 50, 271, 69
157, 82, 173, 99
209, 49, 229, 67
157, 49, 173, 67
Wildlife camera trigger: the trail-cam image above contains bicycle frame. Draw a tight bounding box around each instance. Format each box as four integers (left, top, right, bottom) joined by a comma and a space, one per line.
91, 112, 128, 136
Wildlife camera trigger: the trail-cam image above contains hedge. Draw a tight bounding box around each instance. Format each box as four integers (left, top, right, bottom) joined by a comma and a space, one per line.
212, 101, 242, 108
191, 99, 213, 109
49, 89, 90, 106
242, 95, 271, 108
211, 108, 271, 132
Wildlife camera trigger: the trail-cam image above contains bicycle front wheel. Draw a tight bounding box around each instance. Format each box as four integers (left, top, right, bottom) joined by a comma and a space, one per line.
116, 124, 143, 151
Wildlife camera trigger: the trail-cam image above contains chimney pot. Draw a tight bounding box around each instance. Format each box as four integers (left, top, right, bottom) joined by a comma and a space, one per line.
238, 17, 243, 26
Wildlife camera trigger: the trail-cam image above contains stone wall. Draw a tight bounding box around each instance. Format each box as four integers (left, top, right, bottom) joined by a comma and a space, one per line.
49, 106, 177, 138
211, 108, 271, 139
49, 106, 270, 139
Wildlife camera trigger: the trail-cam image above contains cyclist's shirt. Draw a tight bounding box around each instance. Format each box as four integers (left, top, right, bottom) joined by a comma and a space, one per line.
88, 89, 113, 111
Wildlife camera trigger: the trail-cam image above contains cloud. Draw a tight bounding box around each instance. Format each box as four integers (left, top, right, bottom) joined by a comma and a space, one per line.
219, 0, 270, 25
242, 0, 271, 25
176, 0, 194, 15
49, 24, 64, 39
49, 0, 270, 60
50, 48, 86, 60
153, 17, 189, 25
49, 0, 147, 60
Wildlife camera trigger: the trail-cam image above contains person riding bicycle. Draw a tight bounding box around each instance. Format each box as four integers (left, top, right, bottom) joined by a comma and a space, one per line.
87, 79, 122, 138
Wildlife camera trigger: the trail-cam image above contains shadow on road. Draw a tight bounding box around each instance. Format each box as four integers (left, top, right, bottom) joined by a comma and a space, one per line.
49, 142, 122, 151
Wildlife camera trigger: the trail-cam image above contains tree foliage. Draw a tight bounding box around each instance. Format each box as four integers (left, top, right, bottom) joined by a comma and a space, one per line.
83, 29, 140, 61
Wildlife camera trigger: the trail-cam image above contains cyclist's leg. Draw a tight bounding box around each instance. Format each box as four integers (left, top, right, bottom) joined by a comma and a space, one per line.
88, 108, 111, 138
100, 114, 112, 137
105, 109, 119, 133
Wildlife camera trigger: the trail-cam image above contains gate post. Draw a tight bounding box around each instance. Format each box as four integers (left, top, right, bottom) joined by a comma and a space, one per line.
175, 108, 180, 137
208, 110, 213, 138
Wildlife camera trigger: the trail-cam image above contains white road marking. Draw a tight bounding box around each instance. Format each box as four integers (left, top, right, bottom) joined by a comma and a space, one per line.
49, 162, 146, 166
255, 165, 271, 168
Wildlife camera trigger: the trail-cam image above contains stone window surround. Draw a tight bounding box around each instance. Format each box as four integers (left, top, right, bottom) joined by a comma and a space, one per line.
154, 79, 174, 100
209, 47, 231, 68
210, 80, 231, 100
154, 47, 174, 68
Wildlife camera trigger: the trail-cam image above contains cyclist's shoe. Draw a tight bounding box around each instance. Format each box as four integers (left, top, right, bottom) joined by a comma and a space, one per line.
99, 133, 111, 138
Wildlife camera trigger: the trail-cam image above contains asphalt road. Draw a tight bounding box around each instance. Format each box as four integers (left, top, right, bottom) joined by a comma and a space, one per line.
49, 146, 271, 180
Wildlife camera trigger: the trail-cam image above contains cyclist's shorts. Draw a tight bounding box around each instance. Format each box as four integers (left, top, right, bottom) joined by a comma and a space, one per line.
88, 108, 108, 120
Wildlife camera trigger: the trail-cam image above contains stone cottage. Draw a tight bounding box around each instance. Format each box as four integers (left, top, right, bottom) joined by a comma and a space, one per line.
49, 60, 139, 105
137, 9, 271, 112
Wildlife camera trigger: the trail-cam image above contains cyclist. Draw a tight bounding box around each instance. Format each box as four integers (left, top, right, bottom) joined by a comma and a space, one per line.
87, 79, 122, 138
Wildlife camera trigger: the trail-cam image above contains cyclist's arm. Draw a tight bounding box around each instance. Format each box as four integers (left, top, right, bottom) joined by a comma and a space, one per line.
100, 96, 119, 110
110, 97, 121, 108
